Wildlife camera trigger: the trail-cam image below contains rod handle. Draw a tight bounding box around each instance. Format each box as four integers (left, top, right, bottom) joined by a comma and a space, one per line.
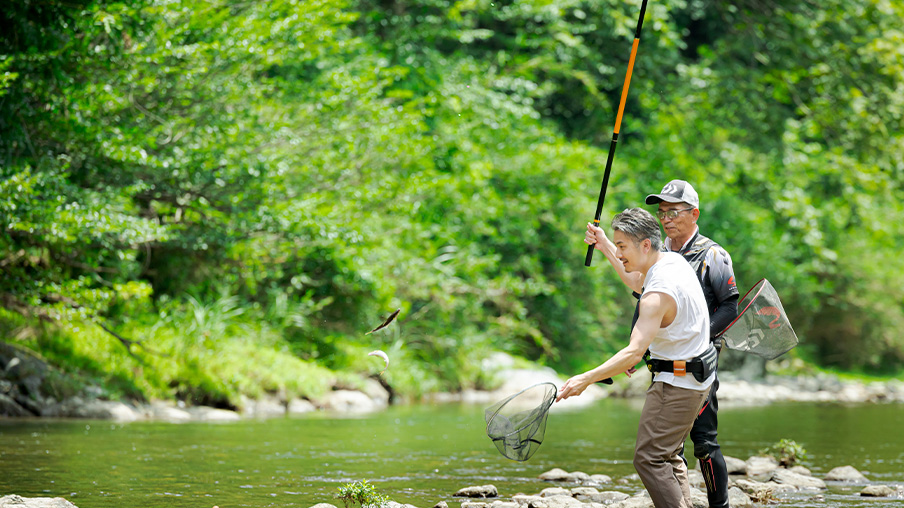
585, 244, 595, 266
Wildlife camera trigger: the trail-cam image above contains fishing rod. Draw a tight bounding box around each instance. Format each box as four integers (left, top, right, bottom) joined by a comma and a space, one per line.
585, 0, 649, 266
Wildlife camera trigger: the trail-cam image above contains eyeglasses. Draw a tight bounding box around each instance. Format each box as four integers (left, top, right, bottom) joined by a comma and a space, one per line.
656, 207, 695, 220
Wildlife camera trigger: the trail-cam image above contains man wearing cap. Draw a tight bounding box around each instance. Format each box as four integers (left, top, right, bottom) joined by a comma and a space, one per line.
559, 207, 714, 508
584, 180, 739, 508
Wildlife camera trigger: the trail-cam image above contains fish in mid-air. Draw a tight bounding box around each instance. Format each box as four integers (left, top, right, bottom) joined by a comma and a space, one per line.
368, 350, 390, 375
365, 308, 401, 335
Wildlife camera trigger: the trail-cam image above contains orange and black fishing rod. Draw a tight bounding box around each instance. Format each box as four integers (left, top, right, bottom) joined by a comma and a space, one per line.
585, 0, 649, 266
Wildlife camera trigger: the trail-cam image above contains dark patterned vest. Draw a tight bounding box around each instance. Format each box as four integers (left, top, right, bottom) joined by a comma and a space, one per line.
672, 232, 719, 314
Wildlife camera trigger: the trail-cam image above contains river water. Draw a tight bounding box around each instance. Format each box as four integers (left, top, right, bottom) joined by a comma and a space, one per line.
1, 399, 902, 508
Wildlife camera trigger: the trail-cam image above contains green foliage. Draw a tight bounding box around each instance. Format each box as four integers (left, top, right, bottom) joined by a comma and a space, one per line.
760, 439, 808, 468
335, 480, 389, 508
2, 0, 903, 405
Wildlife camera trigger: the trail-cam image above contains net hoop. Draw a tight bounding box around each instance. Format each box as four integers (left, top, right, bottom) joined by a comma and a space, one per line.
715, 278, 798, 360
484, 382, 557, 441
715, 278, 767, 339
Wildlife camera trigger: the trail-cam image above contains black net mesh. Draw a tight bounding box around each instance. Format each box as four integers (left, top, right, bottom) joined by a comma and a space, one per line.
721, 279, 798, 360
484, 382, 557, 461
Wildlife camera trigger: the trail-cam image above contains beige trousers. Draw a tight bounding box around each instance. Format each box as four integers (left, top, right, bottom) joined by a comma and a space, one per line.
634, 381, 710, 508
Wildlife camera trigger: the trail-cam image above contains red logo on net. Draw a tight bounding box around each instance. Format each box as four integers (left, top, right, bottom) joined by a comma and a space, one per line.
757, 306, 782, 329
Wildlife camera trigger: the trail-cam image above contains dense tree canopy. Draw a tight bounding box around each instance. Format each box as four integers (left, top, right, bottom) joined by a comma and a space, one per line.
2, 0, 902, 404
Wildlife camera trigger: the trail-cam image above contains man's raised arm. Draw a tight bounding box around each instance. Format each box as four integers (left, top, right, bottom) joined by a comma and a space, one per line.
585, 222, 644, 293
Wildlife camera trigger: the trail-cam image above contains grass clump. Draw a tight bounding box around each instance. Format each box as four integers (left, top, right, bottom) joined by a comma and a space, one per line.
335, 479, 389, 508
760, 438, 807, 467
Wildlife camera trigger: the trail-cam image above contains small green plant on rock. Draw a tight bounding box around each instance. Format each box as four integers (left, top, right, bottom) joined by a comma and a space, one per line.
335, 480, 389, 508
760, 438, 807, 467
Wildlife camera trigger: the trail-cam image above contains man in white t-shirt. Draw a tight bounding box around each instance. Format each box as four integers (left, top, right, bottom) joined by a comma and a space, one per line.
556, 207, 713, 508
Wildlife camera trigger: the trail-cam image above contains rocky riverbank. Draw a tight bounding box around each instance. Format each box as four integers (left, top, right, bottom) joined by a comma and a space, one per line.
8, 457, 901, 508
2, 347, 903, 422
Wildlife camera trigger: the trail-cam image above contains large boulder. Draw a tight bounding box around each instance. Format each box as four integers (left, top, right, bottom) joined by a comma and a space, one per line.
476, 353, 606, 410
318, 390, 379, 413
287, 398, 316, 414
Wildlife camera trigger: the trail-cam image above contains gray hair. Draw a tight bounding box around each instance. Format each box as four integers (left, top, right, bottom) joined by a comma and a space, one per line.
611, 208, 662, 252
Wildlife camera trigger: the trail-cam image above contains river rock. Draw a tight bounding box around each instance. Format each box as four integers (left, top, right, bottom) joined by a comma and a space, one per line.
539, 488, 570, 498
570, 487, 599, 497
361, 378, 391, 408
539, 468, 571, 481
147, 400, 192, 421
309, 504, 338, 508
538, 469, 588, 483
288, 398, 316, 414
687, 469, 704, 489
690, 487, 708, 508
433, 502, 448, 508
186, 406, 241, 421
476, 353, 606, 410
728, 487, 754, 508
0, 393, 32, 417
860, 485, 895, 497
512, 495, 544, 507
789, 465, 811, 476
610, 493, 653, 508
0, 495, 79, 508
824, 465, 868, 482
386, 502, 418, 508
724, 455, 747, 474
617, 473, 641, 485
772, 468, 826, 489
240, 394, 286, 417
490, 502, 519, 508
455, 485, 498, 498
745, 456, 779, 481
588, 474, 612, 485
586, 491, 629, 504
319, 389, 381, 413
538, 497, 584, 508
70, 399, 142, 421
734, 479, 797, 501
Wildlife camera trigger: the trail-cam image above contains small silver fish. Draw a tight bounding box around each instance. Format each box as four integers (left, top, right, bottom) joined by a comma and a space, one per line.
368, 350, 390, 375
366, 309, 401, 335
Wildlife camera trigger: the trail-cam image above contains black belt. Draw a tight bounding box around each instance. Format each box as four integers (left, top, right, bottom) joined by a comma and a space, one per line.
646, 358, 704, 377
645, 343, 719, 382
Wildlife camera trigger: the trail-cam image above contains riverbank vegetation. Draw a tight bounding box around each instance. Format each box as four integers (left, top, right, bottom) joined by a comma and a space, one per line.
2, 0, 903, 407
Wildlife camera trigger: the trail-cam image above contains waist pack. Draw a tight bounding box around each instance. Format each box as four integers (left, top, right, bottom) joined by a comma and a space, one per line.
646, 343, 718, 383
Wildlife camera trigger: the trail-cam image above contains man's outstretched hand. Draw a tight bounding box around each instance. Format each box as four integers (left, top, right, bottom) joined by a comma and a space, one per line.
556, 373, 592, 402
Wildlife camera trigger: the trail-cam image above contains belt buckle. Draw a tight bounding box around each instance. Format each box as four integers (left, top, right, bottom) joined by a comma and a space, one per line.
673, 360, 686, 376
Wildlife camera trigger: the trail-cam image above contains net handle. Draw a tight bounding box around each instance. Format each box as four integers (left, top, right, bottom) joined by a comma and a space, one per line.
714, 278, 768, 339
485, 382, 558, 437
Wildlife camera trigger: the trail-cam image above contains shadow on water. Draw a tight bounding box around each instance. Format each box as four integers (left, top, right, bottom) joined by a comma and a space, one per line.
0, 400, 902, 508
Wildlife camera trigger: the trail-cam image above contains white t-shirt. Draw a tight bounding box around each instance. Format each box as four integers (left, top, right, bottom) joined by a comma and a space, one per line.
642, 252, 714, 391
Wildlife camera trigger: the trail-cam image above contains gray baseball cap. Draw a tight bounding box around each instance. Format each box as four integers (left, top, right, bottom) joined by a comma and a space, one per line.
645, 179, 699, 208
